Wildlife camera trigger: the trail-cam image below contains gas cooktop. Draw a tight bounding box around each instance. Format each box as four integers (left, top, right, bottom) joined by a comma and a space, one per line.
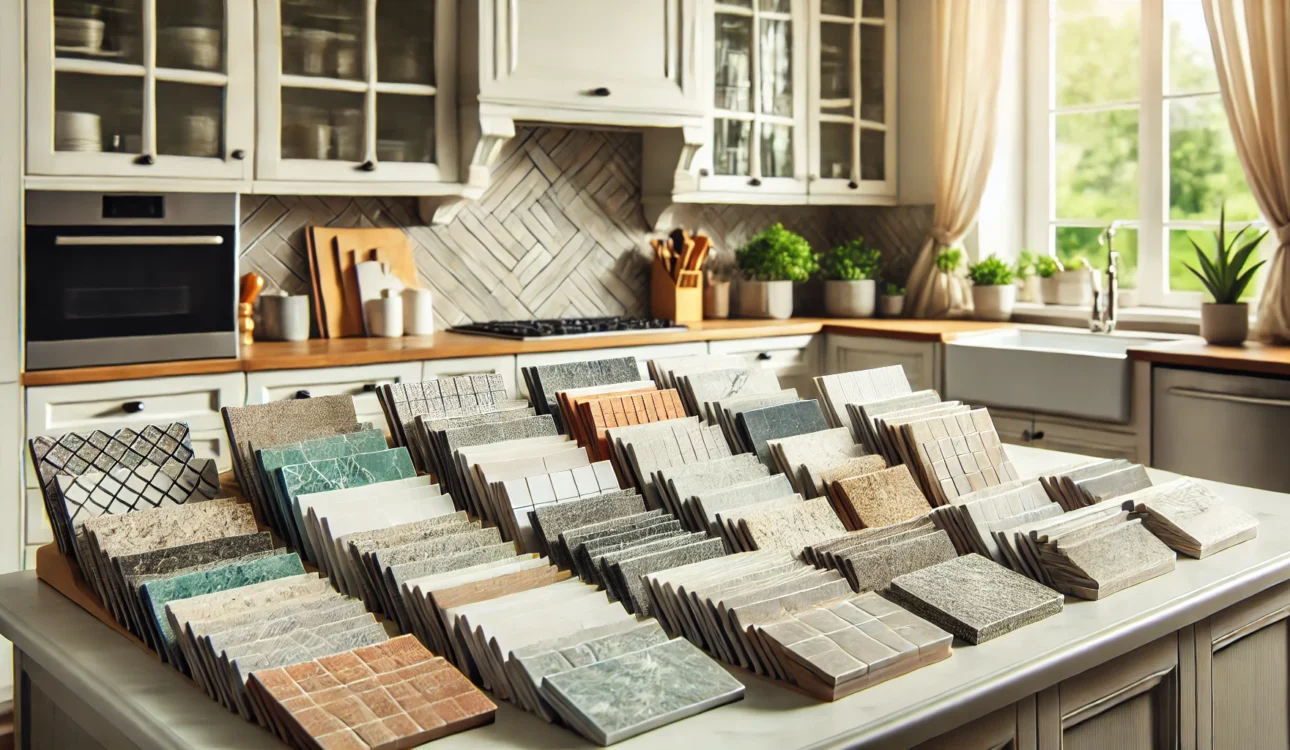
450, 317, 687, 341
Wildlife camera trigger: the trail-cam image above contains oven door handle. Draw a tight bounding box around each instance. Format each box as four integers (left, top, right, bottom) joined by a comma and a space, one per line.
54, 235, 226, 246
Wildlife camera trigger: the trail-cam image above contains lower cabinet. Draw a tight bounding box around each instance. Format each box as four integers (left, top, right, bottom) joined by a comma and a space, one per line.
824, 334, 941, 393
914, 697, 1037, 749
707, 335, 822, 399
990, 408, 1139, 463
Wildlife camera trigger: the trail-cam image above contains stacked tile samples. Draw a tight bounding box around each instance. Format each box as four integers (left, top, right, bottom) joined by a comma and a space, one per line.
521, 356, 642, 429
829, 465, 934, 531
647, 353, 745, 411
900, 408, 1020, 505
684, 367, 785, 426
820, 455, 891, 519
654, 453, 771, 530
604, 417, 731, 508
557, 382, 673, 458
804, 516, 957, 593
928, 479, 1063, 561
847, 390, 950, 461
28, 422, 221, 565
726, 497, 848, 555
1127, 478, 1259, 558
641, 551, 953, 700
767, 426, 868, 497
735, 398, 831, 468
813, 365, 912, 436
484, 460, 622, 549
996, 497, 1176, 600
247, 636, 497, 749
887, 554, 1064, 644
1039, 458, 1154, 510
710, 388, 800, 453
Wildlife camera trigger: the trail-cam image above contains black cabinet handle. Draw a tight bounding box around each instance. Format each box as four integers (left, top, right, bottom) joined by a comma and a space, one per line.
362, 383, 378, 393
122, 400, 145, 414
295, 389, 311, 399
698, 168, 710, 177
231, 149, 246, 160
588, 87, 611, 96
749, 177, 762, 187
1021, 429, 1045, 442
358, 160, 376, 172
756, 352, 772, 361
134, 154, 155, 166
847, 180, 859, 189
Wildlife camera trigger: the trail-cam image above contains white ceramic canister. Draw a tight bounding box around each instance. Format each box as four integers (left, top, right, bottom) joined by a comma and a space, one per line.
402, 288, 434, 335
366, 291, 404, 337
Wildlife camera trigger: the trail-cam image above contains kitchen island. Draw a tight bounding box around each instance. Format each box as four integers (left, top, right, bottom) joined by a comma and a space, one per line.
3, 446, 1289, 750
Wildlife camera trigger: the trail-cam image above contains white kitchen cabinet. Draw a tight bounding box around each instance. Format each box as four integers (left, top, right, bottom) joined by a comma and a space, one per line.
515, 342, 709, 398
1200, 580, 1290, 750
26, 0, 256, 182
986, 407, 1138, 463
422, 355, 518, 402
466, 0, 703, 126
824, 334, 939, 392
245, 362, 419, 436
707, 334, 821, 398
806, 0, 896, 202
914, 698, 1037, 750
254, 0, 460, 191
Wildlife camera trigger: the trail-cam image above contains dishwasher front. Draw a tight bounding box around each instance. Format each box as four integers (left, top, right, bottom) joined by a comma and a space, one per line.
1153, 366, 1290, 493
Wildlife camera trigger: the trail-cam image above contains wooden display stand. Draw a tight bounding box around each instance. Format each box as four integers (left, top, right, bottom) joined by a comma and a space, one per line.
650, 256, 703, 323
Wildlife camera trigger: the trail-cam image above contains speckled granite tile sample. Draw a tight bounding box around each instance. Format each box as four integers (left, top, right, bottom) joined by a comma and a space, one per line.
539, 637, 744, 746
739, 497, 846, 556
612, 537, 727, 616
834, 466, 932, 529
143, 553, 306, 662
839, 530, 958, 593
735, 400, 830, 468
531, 493, 648, 562
888, 553, 1063, 644
248, 635, 495, 749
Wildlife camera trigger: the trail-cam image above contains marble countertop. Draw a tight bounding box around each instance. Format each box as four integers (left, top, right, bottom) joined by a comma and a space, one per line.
3, 446, 1290, 750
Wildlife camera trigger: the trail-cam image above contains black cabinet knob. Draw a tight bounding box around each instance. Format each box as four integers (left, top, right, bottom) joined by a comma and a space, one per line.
847, 180, 859, 189
122, 400, 145, 414
134, 154, 155, 166
749, 177, 762, 187
231, 149, 246, 160
358, 160, 376, 172
295, 389, 311, 399
589, 87, 611, 96
362, 383, 378, 393
698, 168, 710, 177
756, 352, 772, 361
1021, 429, 1045, 442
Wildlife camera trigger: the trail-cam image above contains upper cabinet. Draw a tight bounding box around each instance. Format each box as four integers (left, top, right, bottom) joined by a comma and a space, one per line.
27, 0, 256, 181
463, 0, 704, 127
254, 0, 458, 189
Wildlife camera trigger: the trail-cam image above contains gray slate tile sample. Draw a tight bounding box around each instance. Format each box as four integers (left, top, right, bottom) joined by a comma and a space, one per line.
384, 374, 510, 443
540, 637, 744, 746
888, 553, 1063, 644
527, 357, 640, 417
612, 537, 727, 616
736, 399, 830, 468
531, 492, 648, 562
840, 529, 958, 593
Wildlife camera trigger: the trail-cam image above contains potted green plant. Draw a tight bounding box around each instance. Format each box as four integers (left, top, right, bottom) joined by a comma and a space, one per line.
1035, 254, 1062, 304
933, 248, 973, 316
818, 237, 881, 318
1055, 256, 1095, 306
1015, 250, 1043, 303
878, 282, 905, 317
734, 223, 818, 319
1183, 209, 1266, 345
967, 254, 1017, 321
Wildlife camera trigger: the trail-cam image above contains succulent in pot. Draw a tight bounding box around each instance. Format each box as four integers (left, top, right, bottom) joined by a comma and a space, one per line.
734, 223, 818, 319
1184, 206, 1266, 346
878, 281, 906, 318
819, 237, 881, 318
967, 254, 1017, 321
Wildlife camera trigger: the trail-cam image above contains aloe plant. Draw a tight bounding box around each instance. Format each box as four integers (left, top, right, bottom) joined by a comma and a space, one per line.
1183, 206, 1267, 304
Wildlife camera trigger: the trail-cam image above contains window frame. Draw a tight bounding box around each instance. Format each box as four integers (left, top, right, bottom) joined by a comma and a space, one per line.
1024, 0, 1268, 309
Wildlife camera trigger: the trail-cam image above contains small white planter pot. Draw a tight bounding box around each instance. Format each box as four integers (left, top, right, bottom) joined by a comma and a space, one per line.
1054, 269, 1095, 306
823, 279, 876, 318
971, 284, 1017, 322
1040, 276, 1059, 304
1201, 303, 1249, 346
878, 294, 905, 318
737, 279, 794, 319
1023, 276, 1044, 304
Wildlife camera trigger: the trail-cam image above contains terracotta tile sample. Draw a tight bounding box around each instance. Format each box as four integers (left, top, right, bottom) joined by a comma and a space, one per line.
249, 635, 496, 749
557, 383, 657, 451
580, 389, 686, 461
832, 466, 932, 530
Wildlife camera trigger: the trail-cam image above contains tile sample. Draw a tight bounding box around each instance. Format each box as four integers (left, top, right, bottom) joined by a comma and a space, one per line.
738, 497, 847, 556
814, 366, 912, 430
1129, 478, 1258, 558
735, 399, 830, 469
832, 466, 933, 530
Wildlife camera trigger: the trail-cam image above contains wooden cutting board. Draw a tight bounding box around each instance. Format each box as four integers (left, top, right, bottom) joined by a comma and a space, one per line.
308, 227, 417, 338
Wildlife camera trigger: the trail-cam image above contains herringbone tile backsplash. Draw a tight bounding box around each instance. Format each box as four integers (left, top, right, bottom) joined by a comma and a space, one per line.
240, 126, 932, 328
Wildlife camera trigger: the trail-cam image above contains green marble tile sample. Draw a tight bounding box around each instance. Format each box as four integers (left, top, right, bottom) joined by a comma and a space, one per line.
141, 552, 305, 668
255, 429, 388, 543
277, 448, 417, 555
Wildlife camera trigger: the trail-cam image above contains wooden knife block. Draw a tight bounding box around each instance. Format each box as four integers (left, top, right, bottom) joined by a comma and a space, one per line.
650, 256, 703, 323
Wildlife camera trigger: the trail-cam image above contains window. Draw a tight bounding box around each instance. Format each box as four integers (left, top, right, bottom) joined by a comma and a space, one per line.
1027, 0, 1268, 307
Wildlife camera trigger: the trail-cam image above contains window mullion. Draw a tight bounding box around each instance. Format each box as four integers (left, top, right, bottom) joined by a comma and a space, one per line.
1138, 0, 1167, 306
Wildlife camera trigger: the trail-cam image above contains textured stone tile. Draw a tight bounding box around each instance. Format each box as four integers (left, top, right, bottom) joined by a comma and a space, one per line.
888, 553, 1063, 644
1049, 519, 1176, 599
815, 366, 913, 430
838, 530, 958, 593
1129, 478, 1258, 558
255, 429, 389, 537
735, 400, 830, 468
540, 637, 744, 745
531, 493, 648, 564
739, 497, 847, 556
611, 537, 727, 616
846, 390, 942, 452
833, 466, 932, 530
57, 460, 220, 536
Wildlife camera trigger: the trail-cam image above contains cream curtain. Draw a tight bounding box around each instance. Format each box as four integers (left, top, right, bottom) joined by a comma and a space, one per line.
1202, 0, 1290, 343
902, 0, 1009, 319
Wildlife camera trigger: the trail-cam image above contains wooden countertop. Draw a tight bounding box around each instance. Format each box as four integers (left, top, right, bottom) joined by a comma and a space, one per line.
20, 318, 1014, 387
1128, 338, 1290, 378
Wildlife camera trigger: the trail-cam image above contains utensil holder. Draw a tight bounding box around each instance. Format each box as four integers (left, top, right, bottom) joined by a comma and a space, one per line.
650, 257, 703, 323
704, 281, 731, 319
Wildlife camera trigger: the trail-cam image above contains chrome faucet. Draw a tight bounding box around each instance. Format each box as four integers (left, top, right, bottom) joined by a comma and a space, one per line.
1091, 222, 1122, 333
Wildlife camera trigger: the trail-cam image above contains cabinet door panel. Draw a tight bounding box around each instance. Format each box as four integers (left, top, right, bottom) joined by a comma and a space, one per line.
914, 699, 1035, 750
1211, 619, 1289, 750
1047, 635, 1180, 750
824, 334, 937, 392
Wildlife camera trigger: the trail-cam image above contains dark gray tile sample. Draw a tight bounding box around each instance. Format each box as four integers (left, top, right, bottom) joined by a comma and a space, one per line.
888, 553, 1063, 644
441, 415, 558, 454
29, 423, 201, 555
531, 492, 648, 563
736, 399, 830, 468
612, 537, 728, 616
539, 637, 744, 746
555, 511, 670, 571
527, 357, 641, 415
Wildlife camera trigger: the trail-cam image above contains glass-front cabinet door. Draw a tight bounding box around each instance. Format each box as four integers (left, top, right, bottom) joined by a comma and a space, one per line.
807, 0, 895, 200
703, 0, 808, 198
27, 0, 255, 180
255, 0, 456, 185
